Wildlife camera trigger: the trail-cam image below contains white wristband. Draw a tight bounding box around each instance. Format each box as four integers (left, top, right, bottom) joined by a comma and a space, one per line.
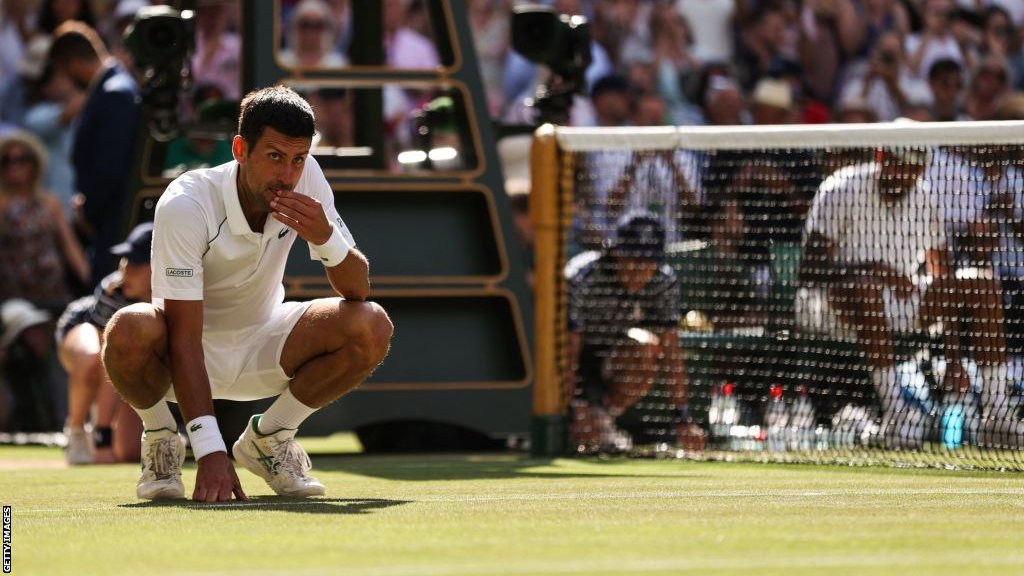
313, 224, 351, 267
185, 415, 226, 460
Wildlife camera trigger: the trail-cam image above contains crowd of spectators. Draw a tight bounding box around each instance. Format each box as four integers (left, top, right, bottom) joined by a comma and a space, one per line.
468, 0, 1024, 126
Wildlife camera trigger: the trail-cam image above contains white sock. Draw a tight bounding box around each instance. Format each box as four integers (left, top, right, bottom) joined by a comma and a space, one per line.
258, 388, 316, 436
135, 400, 177, 432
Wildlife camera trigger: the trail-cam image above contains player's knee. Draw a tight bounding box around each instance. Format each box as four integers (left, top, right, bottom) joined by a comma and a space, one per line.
103, 303, 165, 363
348, 302, 393, 368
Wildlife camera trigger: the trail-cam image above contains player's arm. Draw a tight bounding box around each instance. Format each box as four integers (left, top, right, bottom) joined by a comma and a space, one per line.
164, 298, 247, 502
271, 189, 370, 301
152, 192, 244, 502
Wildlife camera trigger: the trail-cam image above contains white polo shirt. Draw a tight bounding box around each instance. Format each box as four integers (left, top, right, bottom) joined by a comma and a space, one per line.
804, 162, 946, 280
151, 156, 354, 331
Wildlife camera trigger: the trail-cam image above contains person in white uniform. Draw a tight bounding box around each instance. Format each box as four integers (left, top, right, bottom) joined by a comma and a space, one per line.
796, 146, 1013, 447
102, 86, 393, 502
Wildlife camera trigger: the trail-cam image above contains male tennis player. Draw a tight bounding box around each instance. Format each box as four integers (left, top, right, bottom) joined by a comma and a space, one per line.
103, 86, 393, 502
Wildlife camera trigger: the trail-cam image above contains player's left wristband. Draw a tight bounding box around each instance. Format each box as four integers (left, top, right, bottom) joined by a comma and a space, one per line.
313, 224, 352, 267
186, 415, 227, 460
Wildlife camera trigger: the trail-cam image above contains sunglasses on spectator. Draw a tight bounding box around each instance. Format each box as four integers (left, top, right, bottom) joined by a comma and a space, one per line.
297, 19, 327, 30
0, 154, 34, 168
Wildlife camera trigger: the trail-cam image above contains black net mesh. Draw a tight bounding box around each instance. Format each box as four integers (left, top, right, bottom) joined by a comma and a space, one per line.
561, 137, 1024, 470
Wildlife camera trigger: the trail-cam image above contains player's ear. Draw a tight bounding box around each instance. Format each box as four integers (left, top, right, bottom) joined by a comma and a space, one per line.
232, 135, 247, 163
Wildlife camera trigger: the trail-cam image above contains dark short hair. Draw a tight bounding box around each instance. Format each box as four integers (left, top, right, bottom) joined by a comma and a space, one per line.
237, 85, 316, 148
928, 58, 962, 81
48, 21, 107, 66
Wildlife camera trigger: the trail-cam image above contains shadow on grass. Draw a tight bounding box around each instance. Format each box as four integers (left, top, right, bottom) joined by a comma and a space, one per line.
119, 496, 410, 514
309, 453, 705, 482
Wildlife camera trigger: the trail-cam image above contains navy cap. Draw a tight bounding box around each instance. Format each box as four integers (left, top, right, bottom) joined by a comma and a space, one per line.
612, 211, 665, 261
110, 222, 154, 264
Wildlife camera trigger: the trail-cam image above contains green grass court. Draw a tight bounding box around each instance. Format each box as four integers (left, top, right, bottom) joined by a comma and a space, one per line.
2, 439, 1023, 576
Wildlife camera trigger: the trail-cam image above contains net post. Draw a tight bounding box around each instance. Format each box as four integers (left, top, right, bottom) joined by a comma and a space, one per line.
530, 124, 567, 456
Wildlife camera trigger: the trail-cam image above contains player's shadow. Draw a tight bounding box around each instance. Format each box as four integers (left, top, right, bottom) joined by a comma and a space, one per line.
310, 454, 705, 481
119, 496, 409, 515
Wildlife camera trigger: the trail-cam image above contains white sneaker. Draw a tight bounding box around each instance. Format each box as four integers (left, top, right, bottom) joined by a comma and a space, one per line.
65, 426, 93, 465
136, 428, 186, 500
232, 415, 325, 497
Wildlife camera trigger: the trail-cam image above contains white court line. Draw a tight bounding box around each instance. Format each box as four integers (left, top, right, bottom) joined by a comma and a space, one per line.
16, 487, 1024, 514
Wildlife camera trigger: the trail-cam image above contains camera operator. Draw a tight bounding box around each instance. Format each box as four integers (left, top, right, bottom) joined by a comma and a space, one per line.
837, 30, 929, 121
504, 4, 599, 126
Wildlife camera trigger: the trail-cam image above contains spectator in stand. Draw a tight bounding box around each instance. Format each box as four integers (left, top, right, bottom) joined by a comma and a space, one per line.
24, 46, 87, 221
702, 75, 747, 125
963, 54, 1012, 120
750, 76, 796, 124
650, 4, 701, 125
832, 92, 881, 123
736, 4, 793, 91
162, 96, 236, 178
838, 30, 931, 122
979, 5, 1024, 89
589, 74, 633, 127
0, 299, 60, 432
0, 130, 89, 311
905, 0, 971, 81
36, 0, 96, 37
106, 0, 151, 69
0, 36, 52, 130
469, 0, 510, 117
593, 0, 653, 69
854, 0, 910, 61
383, 0, 439, 69
675, 0, 735, 63
797, 0, 863, 105
927, 57, 966, 120
0, 0, 36, 90
632, 90, 669, 126
685, 187, 763, 330
308, 87, 354, 153
280, 0, 347, 68
192, 0, 241, 102
48, 21, 141, 288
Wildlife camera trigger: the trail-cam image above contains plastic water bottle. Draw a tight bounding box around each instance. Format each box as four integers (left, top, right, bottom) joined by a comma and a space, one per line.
941, 400, 965, 449
764, 384, 789, 451
708, 382, 738, 449
788, 385, 816, 451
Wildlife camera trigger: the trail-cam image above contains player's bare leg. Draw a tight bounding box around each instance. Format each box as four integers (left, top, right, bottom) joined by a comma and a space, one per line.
103, 304, 173, 408
232, 298, 393, 496
103, 304, 185, 499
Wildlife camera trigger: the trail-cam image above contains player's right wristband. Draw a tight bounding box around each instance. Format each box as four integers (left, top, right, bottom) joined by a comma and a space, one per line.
185, 415, 226, 460
313, 224, 352, 267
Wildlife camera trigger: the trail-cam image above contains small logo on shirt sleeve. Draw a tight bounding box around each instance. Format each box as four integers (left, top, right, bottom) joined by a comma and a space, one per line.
165, 268, 194, 277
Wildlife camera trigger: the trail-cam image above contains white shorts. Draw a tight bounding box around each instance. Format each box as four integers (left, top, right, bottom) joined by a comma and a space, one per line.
163, 300, 312, 402
795, 284, 925, 340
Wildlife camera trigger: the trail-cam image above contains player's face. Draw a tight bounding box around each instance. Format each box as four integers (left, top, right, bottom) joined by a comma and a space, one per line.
233, 127, 312, 212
